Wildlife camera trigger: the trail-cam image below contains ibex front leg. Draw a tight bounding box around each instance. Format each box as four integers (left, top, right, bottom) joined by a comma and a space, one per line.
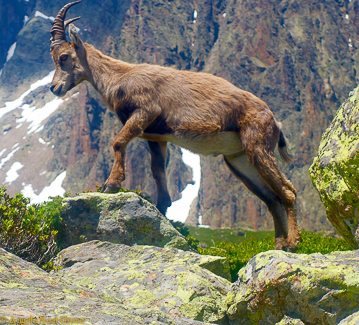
102, 110, 158, 193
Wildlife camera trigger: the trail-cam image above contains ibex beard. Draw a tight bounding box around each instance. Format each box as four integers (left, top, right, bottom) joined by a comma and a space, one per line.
49, 1, 301, 251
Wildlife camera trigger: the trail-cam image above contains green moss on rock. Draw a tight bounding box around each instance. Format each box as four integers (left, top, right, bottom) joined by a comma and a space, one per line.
310, 86, 359, 248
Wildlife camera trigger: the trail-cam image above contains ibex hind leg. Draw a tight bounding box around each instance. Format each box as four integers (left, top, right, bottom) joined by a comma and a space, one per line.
148, 141, 171, 215
224, 153, 290, 250
242, 138, 301, 251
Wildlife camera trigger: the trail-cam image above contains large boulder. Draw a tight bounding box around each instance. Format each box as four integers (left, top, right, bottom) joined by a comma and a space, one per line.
310, 86, 359, 248
53, 240, 231, 324
0, 247, 213, 325
227, 250, 359, 324
59, 192, 191, 251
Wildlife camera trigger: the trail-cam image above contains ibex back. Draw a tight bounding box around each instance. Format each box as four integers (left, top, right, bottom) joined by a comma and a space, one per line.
49, 1, 301, 251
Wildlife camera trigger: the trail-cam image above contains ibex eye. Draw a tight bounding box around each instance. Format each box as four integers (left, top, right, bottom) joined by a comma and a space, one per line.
60, 54, 68, 61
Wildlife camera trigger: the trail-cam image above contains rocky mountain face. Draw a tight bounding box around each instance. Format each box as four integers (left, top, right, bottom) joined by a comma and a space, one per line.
1, 0, 359, 231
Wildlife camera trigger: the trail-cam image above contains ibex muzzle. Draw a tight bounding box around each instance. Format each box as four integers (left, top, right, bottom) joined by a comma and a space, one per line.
49, 1, 301, 252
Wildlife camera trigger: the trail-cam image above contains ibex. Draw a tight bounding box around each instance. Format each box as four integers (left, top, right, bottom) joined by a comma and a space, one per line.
49, 1, 301, 251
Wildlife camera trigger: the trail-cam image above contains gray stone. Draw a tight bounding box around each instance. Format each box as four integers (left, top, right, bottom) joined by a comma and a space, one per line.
227, 250, 359, 325
60, 192, 191, 251
53, 240, 231, 324
0, 247, 214, 324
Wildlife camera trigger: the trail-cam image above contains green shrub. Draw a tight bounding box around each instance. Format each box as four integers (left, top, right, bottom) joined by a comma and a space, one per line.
198, 237, 274, 281
0, 187, 64, 270
197, 231, 352, 281
296, 231, 352, 254
186, 235, 199, 250
169, 220, 199, 250
169, 220, 190, 237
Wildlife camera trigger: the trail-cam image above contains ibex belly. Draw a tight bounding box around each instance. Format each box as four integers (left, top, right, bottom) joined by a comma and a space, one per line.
139, 131, 243, 156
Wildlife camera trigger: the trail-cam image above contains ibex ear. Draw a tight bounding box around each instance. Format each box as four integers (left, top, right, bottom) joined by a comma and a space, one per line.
69, 24, 83, 49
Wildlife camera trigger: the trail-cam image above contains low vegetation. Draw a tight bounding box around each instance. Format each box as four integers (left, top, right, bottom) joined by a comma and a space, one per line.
195, 229, 353, 281
0, 187, 64, 270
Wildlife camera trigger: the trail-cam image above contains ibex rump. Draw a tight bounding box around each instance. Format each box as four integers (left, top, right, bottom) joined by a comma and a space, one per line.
49, 1, 301, 251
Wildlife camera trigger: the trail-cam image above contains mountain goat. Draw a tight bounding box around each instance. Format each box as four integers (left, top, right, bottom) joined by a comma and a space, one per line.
49, 1, 301, 251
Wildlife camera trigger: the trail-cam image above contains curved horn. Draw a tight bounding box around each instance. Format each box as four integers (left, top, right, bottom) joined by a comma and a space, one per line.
64, 16, 81, 30
50, 0, 81, 48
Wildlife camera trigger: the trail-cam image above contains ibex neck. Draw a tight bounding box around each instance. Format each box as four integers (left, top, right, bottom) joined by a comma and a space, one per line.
84, 43, 133, 108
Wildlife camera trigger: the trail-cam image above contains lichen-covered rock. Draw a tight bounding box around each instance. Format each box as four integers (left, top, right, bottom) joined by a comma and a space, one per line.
53, 240, 231, 324
338, 311, 359, 325
227, 250, 359, 325
275, 316, 305, 325
0, 247, 213, 324
59, 192, 191, 251
309, 86, 359, 248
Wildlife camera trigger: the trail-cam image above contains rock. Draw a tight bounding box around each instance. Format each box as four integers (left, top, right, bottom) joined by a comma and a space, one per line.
3, 236, 359, 325
275, 316, 305, 325
310, 86, 359, 248
0, 247, 215, 324
227, 250, 359, 325
2, 123, 11, 132
53, 240, 231, 324
59, 192, 191, 251
338, 311, 359, 325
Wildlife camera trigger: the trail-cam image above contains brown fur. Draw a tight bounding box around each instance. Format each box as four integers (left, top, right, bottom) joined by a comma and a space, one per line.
50, 23, 301, 251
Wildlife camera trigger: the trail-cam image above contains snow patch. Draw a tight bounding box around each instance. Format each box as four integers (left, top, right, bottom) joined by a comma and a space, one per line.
23, 15, 30, 26
0, 147, 20, 170
0, 70, 55, 119
198, 214, 210, 228
193, 9, 197, 23
21, 171, 67, 204
345, 14, 349, 20
1, 42, 17, 75
39, 171, 47, 176
5, 162, 23, 184
16, 123, 23, 129
19, 97, 64, 134
6, 43, 16, 62
0, 149, 6, 157
35, 125, 44, 133
223, 12, 226, 18
166, 149, 201, 223
35, 11, 55, 21
12, 143, 19, 149
38, 138, 50, 145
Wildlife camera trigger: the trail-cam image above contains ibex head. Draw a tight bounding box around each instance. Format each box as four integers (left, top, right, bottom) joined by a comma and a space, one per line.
50, 0, 86, 97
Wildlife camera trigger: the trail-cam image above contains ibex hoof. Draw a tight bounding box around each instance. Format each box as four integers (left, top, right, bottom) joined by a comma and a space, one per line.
100, 184, 121, 193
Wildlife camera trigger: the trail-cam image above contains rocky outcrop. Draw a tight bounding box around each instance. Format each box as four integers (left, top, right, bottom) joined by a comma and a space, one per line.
2, 240, 359, 324
54, 240, 231, 324
59, 192, 191, 251
310, 86, 359, 249
0, 246, 218, 324
227, 250, 359, 325
194, 0, 359, 231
